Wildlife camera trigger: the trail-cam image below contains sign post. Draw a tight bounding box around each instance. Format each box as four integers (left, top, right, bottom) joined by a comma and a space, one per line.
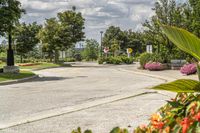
104, 47, 109, 57
126, 48, 133, 58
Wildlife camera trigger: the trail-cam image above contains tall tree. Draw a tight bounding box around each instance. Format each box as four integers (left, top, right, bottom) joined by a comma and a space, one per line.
38, 18, 60, 62
188, 0, 200, 37
0, 0, 24, 66
82, 39, 99, 61
143, 0, 187, 57
57, 10, 85, 49
103, 26, 123, 48
15, 22, 41, 62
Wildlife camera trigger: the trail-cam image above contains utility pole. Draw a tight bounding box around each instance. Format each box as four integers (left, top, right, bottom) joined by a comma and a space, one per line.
100, 31, 103, 57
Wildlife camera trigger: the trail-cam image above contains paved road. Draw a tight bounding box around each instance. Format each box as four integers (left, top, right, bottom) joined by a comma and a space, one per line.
0, 63, 171, 133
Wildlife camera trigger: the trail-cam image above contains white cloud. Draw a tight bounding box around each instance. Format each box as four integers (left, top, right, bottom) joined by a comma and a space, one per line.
18, 0, 156, 42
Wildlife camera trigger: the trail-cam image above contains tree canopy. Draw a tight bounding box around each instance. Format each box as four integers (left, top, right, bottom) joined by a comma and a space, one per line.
0, 0, 24, 36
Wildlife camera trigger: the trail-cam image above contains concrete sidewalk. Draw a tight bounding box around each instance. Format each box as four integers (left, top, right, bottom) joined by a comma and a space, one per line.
120, 62, 198, 82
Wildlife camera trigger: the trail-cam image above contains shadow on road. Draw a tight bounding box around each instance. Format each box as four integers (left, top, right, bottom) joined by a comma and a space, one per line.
31, 75, 88, 82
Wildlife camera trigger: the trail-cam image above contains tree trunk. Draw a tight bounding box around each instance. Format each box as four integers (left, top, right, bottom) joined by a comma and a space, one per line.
20, 55, 23, 63
54, 50, 59, 64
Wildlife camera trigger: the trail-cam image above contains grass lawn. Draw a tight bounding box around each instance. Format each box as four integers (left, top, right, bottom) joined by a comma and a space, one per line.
0, 71, 35, 82
0, 63, 5, 68
18, 62, 69, 70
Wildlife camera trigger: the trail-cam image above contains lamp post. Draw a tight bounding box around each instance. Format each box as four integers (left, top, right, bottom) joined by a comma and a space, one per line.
100, 31, 103, 57
7, 0, 14, 66
3, 0, 20, 73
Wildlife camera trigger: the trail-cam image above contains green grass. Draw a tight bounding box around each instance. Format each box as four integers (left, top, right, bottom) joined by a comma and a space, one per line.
18, 62, 69, 70
0, 71, 35, 82
0, 63, 5, 68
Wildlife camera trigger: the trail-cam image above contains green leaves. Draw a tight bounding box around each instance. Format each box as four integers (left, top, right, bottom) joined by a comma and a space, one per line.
161, 25, 200, 60
110, 127, 129, 133
152, 79, 200, 92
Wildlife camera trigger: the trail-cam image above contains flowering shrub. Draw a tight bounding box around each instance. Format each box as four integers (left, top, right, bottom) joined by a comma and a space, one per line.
18, 63, 40, 66
180, 63, 197, 75
145, 62, 164, 71
134, 93, 200, 133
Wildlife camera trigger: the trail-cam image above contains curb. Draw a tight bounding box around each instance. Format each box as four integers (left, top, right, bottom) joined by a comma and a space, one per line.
31, 64, 72, 71
118, 68, 177, 98
0, 75, 39, 86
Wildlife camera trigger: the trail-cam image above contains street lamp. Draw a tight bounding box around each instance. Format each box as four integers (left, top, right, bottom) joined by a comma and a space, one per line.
3, 0, 19, 73
100, 31, 103, 57
7, 0, 15, 66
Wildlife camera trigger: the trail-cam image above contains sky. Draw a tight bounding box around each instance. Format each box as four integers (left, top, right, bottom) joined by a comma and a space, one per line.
18, 0, 156, 43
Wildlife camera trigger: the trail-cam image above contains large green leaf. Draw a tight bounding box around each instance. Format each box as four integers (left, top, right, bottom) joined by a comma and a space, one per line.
152, 79, 200, 92
161, 25, 200, 60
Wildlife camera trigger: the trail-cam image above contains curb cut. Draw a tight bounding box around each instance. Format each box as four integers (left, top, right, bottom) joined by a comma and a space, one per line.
0, 75, 39, 86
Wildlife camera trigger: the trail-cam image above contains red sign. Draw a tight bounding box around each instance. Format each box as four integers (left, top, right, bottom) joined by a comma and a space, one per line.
104, 47, 109, 53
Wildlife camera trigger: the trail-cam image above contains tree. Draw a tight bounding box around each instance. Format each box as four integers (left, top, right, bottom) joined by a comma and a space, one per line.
38, 9, 85, 63
38, 18, 60, 62
57, 10, 85, 49
110, 39, 120, 57
187, 0, 200, 37
14, 22, 41, 63
142, 0, 190, 60
103, 26, 123, 48
82, 39, 99, 61
0, 0, 24, 66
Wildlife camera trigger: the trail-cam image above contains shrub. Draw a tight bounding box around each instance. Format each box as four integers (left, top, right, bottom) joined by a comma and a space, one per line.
180, 63, 197, 75
65, 58, 76, 62
145, 62, 164, 71
107, 57, 122, 65
74, 54, 82, 61
121, 56, 134, 64
18, 63, 41, 66
139, 53, 152, 69
151, 53, 165, 63
98, 57, 105, 64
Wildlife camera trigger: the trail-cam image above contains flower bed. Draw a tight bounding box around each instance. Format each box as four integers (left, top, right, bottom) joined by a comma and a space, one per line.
180, 63, 197, 75
18, 63, 41, 67
145, 62, 164, 71
134, 93, 200, 133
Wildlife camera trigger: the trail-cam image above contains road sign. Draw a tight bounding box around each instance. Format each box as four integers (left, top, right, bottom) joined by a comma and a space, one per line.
104, 47, 109, 53
127, 48, 133, 54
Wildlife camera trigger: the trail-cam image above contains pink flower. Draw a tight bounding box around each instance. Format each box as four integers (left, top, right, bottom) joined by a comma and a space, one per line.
180, 64, 197, 75
145, 62, 163, 71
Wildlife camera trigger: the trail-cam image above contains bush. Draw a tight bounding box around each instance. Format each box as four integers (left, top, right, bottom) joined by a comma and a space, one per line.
107, 57, 122, 65
74, 54, 82, 61
98, 56, 134, 65
65, 58, 76, 62
139, 53, 152, 69
121, 56, 134, 64
145, 62, 164, 71
180, 63, 197, 75
98, 57, 105, 64
18, 63, 41, 67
